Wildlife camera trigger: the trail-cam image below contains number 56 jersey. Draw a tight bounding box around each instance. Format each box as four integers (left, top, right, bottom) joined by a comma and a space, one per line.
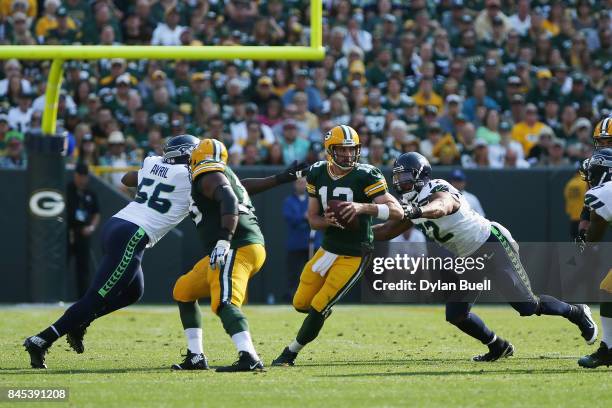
306, 161, 388, 256
114, 156, 191, 246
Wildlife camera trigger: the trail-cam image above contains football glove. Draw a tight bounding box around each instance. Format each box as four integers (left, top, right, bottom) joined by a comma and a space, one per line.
575, 229, 587, 254
210, 240, 231, 270
275, 161, 310, 184
402, 202, 423, 219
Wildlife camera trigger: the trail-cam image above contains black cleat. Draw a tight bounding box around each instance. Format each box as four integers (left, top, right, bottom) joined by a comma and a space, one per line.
473, 338, 514, 362
23, 336, 50, 369
578, 342, 612, 369
66, 325, 87, 354
271, 346, 298, 366
216, 351, 264, 372
171, 350, 209, 370
569, 304, 598, 345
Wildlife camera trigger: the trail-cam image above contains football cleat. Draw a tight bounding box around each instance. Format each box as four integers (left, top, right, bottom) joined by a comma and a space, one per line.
215, 351, 264, 372
171, 350, 209, 370
66, 325, 88, 354
569, 304, 598, 344
23, 336, 50, 369
473, 339, 514, 362
578, 342, 612, 368
271, 347, 298, 367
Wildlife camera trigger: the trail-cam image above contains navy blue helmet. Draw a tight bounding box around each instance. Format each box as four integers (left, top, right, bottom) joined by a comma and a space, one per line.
163, 134, 200, 164
392, 152, 432, 201
586, 148, 612, 186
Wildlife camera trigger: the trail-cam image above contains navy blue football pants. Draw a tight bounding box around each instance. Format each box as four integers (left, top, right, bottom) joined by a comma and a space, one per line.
52, 217, 149, 336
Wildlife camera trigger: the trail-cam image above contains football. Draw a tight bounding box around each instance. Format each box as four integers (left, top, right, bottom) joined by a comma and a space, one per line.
326, 199, 360, 231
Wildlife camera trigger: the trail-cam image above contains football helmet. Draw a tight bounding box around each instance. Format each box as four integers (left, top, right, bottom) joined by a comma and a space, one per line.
593, 116, 612, 148
586, 148, 612, 186
163, 134, 200, 165
324, 125, 360, 170
392, 152, 432, 202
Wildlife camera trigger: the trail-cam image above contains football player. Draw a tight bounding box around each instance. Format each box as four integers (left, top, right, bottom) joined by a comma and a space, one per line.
171, 139, 309, 372
271, 125, 404, 366
576, 117, 612, 242
578, 147, 612, 368
373, 152, 598, 361
24, 135, 201, 368
24, 135, 306, 369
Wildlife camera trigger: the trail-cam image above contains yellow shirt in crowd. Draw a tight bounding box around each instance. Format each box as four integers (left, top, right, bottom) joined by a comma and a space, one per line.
564, 173, 588, 221
511, 121, 545, 155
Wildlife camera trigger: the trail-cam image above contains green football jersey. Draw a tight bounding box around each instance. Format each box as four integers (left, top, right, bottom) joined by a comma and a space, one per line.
191, 163, 264, 254
306, 161, 388, 256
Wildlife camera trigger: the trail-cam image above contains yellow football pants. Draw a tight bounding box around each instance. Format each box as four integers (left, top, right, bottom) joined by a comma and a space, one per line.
293, 247, 364, 314
601, 268, 612, 293
173, 244, 266, 313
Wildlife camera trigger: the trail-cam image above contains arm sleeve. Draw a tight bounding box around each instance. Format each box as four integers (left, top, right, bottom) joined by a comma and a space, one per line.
362, 167, 388, 200
306, 164, 318, 198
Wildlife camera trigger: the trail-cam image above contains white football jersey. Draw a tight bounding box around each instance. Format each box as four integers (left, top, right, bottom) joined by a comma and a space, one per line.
114, 156, 191, 246
406, 179, 491, 257
584, 181, 612, 222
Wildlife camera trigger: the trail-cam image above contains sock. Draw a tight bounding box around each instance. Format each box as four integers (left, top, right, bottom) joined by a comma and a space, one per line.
453, 313, 496, 345
538, 295, 572, 316
218, 304, 249, 336
177, 301, 202, 329
185, 328, 203, 355
231, 331, 259, 360
288, 339, 304, 353
36, 326, 60, 345
296, 309, 326, 346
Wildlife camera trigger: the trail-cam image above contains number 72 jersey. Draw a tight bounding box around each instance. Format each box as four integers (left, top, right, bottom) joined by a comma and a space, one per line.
114, 156, 191, 246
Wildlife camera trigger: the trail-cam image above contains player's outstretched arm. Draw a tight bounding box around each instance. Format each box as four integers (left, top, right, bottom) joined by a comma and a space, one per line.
337, 192, 404, 222
197, 172, 239, 269
241, 161, 309, 196
586, 211, 608, 243
121, 171, 138, 187
372, 218, 413, 241
404, 192, 459, 220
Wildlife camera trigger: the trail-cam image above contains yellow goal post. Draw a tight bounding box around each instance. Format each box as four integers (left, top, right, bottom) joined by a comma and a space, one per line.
0, 0, 324, 136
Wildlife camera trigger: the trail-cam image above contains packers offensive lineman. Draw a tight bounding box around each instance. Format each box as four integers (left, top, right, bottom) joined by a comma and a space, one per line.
171, 139, 307, 372
272, 125, 404, 366
578, 147, 612, 368
374, 152, 598, 361
23, 135, 201, 368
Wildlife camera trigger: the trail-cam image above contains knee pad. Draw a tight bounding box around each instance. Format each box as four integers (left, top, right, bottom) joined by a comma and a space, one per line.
172, 276, 190, 302
517, 300, 539, 316
445, 307, 469, 324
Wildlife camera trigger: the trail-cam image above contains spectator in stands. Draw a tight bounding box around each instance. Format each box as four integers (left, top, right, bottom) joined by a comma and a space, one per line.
151, 5, 184, 46
99, 130, 132, 190
0, 130, 26, 169
564, 168, 589, 239
512, 103, 546, 156
279, 119, 309, 165
7, 91, 33, 133
462, 79, 499, 123
449, 169, 485, 216
476, 109, 501, 145
66, 162, 99, 299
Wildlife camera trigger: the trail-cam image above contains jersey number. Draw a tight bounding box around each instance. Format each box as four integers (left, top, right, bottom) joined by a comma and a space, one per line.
134, 177, 175, 214
422, 220, 454, 243
319, 186, 353, 209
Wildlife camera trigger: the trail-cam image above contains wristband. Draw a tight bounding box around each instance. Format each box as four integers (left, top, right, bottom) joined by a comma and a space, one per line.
218, 227, 234, 241
376, 204, 390, 220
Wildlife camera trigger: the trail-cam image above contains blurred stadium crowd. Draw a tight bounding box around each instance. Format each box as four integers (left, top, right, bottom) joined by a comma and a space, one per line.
0, 0, 610, 180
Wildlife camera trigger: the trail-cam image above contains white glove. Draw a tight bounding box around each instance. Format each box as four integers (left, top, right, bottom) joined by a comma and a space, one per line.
210, 240, 231, 270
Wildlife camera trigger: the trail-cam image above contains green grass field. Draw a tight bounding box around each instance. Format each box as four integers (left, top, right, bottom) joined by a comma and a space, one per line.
1, 305, 611, 408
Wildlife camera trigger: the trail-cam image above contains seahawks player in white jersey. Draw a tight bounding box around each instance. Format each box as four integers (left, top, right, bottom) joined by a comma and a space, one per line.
579, 148, 612, 368
23, 135, 200, 368
374, 152, 598, 362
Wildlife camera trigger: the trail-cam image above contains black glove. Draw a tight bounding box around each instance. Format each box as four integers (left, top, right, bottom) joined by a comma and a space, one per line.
402, 202, 423, 219
275, 161, 310, 184
575, 229, 587, 254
